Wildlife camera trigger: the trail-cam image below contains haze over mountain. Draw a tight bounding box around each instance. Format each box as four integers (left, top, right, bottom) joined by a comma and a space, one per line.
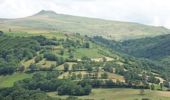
0, 10, 170, 40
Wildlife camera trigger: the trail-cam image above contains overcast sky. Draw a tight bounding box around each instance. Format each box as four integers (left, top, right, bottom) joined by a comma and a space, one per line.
0, 0, 170, 28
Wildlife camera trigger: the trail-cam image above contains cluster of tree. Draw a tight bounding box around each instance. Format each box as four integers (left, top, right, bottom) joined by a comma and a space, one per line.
0, 87, 54, 100
62, 38, 81, 48
78, 79, 149, 89
115, 66, 161, 86
61, 37, 90, 49
0, 64, 16, 75
14, 72, 92, 96
0, 35, 45, 75
15, 72, 63, 91
43, 52, 64, 65
148, 75, 160, 84
44, 52, 58, 61
31, 35, 59, 46
103, 62, 116, 73
58, 81, 92, 96
83, 42, 90, 48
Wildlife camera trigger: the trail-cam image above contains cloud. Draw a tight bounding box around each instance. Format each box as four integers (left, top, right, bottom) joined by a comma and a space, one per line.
0, 0, 170, 28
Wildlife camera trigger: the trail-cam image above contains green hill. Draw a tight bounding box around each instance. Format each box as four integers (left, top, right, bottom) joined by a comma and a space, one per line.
93, 34, 170, 61
93, 34, 170, 60
0, 10, 169, 40
0, 32, 170, 100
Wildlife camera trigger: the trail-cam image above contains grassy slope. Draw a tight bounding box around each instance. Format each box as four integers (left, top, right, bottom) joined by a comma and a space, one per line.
0, 10, 170, 40
0, 73, 33, 88
47, 88, 170, 100
0, 32, 112, 88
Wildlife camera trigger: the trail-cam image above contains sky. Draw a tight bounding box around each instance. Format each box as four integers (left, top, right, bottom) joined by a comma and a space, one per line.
0, 0, 170, 28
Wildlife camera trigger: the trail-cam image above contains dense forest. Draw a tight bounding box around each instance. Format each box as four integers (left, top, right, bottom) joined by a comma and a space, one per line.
92, 34, 170, 60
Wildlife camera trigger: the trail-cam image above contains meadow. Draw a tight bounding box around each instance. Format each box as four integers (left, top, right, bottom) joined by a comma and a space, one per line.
48, 88, 170, 100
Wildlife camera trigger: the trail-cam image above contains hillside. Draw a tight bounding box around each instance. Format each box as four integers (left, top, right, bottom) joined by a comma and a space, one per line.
0, 32, 169, 100
93, 34, 170, 60
0, 10, 170, 40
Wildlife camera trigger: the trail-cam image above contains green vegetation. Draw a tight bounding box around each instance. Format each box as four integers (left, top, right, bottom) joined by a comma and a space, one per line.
0, 88, 54, 100
92, 35, 170, 80
48, 88, 170, 100
75, 48, 104, 58
0, 73, 33, 88
0, 10, 170, 40
0, 31, 170, 100
93, 34, 170, 60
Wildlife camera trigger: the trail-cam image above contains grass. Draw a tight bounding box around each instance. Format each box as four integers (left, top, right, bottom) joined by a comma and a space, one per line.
1, 11, 170, 40
21, 58, 35, 68
75, 48, 104, 58
36, 59, 56, 68
107, 72, 125, 82
5, 32, 66, 39
47, 88, 170, 100
55, 62, 77, 71
0, 73, 33, 88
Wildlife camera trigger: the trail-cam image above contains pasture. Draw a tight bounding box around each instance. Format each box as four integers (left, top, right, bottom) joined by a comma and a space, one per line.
47, 88, 170, 100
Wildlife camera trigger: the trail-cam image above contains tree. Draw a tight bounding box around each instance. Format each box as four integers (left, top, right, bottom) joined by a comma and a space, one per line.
27, 53, 33, 59
150, 84, 155, 90
18, 65, 25, 72
57, 57, 64, 65
29, 64, 37, 72
72, 64, 77, 72
160, 83, 163, 91
85, 64, 92, 72
105, 80, 114, 88
60, 49, 64, 55
77, 73, 82, 79
49, 64, 56, 71
101, 72, 108, 79
71, 73, 77, 80
103, 63, 113, 73
44, 52, 57, 61
9, 28, 11, 32
64, 63, 69, 72
57, 81, 91, 96
83, 85, 92, 95
35, 56, 43, 63
69, 52, 74, 59
102, 57, 107, 62
84, 42, 90, 48
0, 31, 4, 36
0, 66, 16, 75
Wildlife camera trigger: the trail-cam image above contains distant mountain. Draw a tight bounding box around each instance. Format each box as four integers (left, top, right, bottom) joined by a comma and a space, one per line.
0, 10, 170, 40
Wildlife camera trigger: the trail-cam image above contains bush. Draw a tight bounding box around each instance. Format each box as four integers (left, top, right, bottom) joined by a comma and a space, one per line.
44, 52, 57, 61
57, 82, 92, 96
35, 56, 43, 63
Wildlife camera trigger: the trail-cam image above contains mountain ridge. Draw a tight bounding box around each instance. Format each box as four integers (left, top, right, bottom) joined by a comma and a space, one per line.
0, 10, 169, 40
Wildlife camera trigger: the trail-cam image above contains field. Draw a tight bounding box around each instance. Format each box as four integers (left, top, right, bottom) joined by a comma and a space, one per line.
0, 73, 33, 88
47, 88, 170, 100
75, 48, 104, 59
